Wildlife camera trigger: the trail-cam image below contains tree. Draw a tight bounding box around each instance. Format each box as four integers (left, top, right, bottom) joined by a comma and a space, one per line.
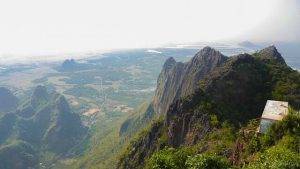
186, 153, 230, 169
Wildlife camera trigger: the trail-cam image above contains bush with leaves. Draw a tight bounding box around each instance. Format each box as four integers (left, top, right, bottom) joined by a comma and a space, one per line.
244, 145, 300, 169
186, 153, 231, 169
146, 147, 194, 169
261, 112, 300, 149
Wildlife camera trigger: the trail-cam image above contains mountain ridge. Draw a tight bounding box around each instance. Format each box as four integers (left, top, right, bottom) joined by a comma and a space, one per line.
117, 45, 300, 169
153, 46, 228, 115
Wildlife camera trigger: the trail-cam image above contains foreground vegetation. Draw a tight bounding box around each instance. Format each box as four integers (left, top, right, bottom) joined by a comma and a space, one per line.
145, 111, 300, 169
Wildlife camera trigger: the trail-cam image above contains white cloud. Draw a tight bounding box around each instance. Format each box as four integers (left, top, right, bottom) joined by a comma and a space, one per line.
146, 50, 162, 54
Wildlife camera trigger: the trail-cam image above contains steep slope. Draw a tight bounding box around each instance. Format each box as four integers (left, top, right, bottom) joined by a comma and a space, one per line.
119, 102, 154, 137
117, 46, 300, 169
120, 47, 227, 136
153, 47, 228, 115
0, 87, 18, 113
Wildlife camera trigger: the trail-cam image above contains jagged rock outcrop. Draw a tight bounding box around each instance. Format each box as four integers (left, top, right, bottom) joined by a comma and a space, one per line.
118, 46, 300, 169
153, 46, 228, 115
0, 87, 18, 113
256, 45, 286, 64
120, 47, 227, 137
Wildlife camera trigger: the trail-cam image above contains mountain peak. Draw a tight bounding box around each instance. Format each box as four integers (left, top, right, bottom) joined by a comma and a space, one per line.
193, 46, 226, 61
59, 59, 78, 71
153, 47, 227, 115
55, 95, 71, 114
257, 45, 286, 64
32, 85, 48, 99
163, 57, 176, 70
31, 85, 49, 108
62, 59, 76, 66
201, 46, 216, 52
196, 46, 218, 56
189, 46, 227, 67
261, 45, 278, 54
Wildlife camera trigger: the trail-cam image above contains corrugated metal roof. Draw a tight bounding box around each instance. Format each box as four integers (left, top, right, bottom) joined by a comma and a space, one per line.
262, 100, 288, 120
258, 100, 288, 133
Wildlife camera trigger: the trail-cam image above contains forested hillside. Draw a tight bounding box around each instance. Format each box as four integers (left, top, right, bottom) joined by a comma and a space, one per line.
117, 46, 300, 169
0, 86, 87, 168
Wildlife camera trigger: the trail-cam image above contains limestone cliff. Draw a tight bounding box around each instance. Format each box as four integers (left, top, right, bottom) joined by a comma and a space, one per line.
153, 46, 228, 115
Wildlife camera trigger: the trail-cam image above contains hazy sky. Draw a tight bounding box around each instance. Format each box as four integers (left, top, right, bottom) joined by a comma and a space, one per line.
0, 0, 299, 57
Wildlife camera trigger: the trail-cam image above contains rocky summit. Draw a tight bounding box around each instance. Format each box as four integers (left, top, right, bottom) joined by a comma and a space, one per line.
153, 46, 228, 115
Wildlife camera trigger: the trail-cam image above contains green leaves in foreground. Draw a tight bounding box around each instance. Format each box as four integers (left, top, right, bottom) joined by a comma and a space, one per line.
146, 147, 230, 169
146, 112, 300, 169
146, 147, 193, 169
186, 153, 230, 169
244, 146, 300, 169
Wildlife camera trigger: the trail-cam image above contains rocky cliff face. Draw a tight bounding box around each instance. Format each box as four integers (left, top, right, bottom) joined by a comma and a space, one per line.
119, 47, 227, 137
118, 46, 300, 169
256, 45, 286, 64
153, 47, 228, 115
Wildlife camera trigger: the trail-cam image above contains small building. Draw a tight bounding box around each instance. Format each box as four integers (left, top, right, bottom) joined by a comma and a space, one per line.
258, 100, 288, 133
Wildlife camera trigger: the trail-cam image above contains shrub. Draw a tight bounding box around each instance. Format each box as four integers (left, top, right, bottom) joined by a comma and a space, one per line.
186, 153, 231, 169
146, 147, 193, 169
244, 145, 300, 169
277, 135, 300, 153
261, 112, 300, 149
247, 136, 261, 154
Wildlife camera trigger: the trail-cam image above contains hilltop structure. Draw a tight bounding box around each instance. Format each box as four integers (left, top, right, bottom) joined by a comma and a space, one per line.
258, 100, 289, 133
